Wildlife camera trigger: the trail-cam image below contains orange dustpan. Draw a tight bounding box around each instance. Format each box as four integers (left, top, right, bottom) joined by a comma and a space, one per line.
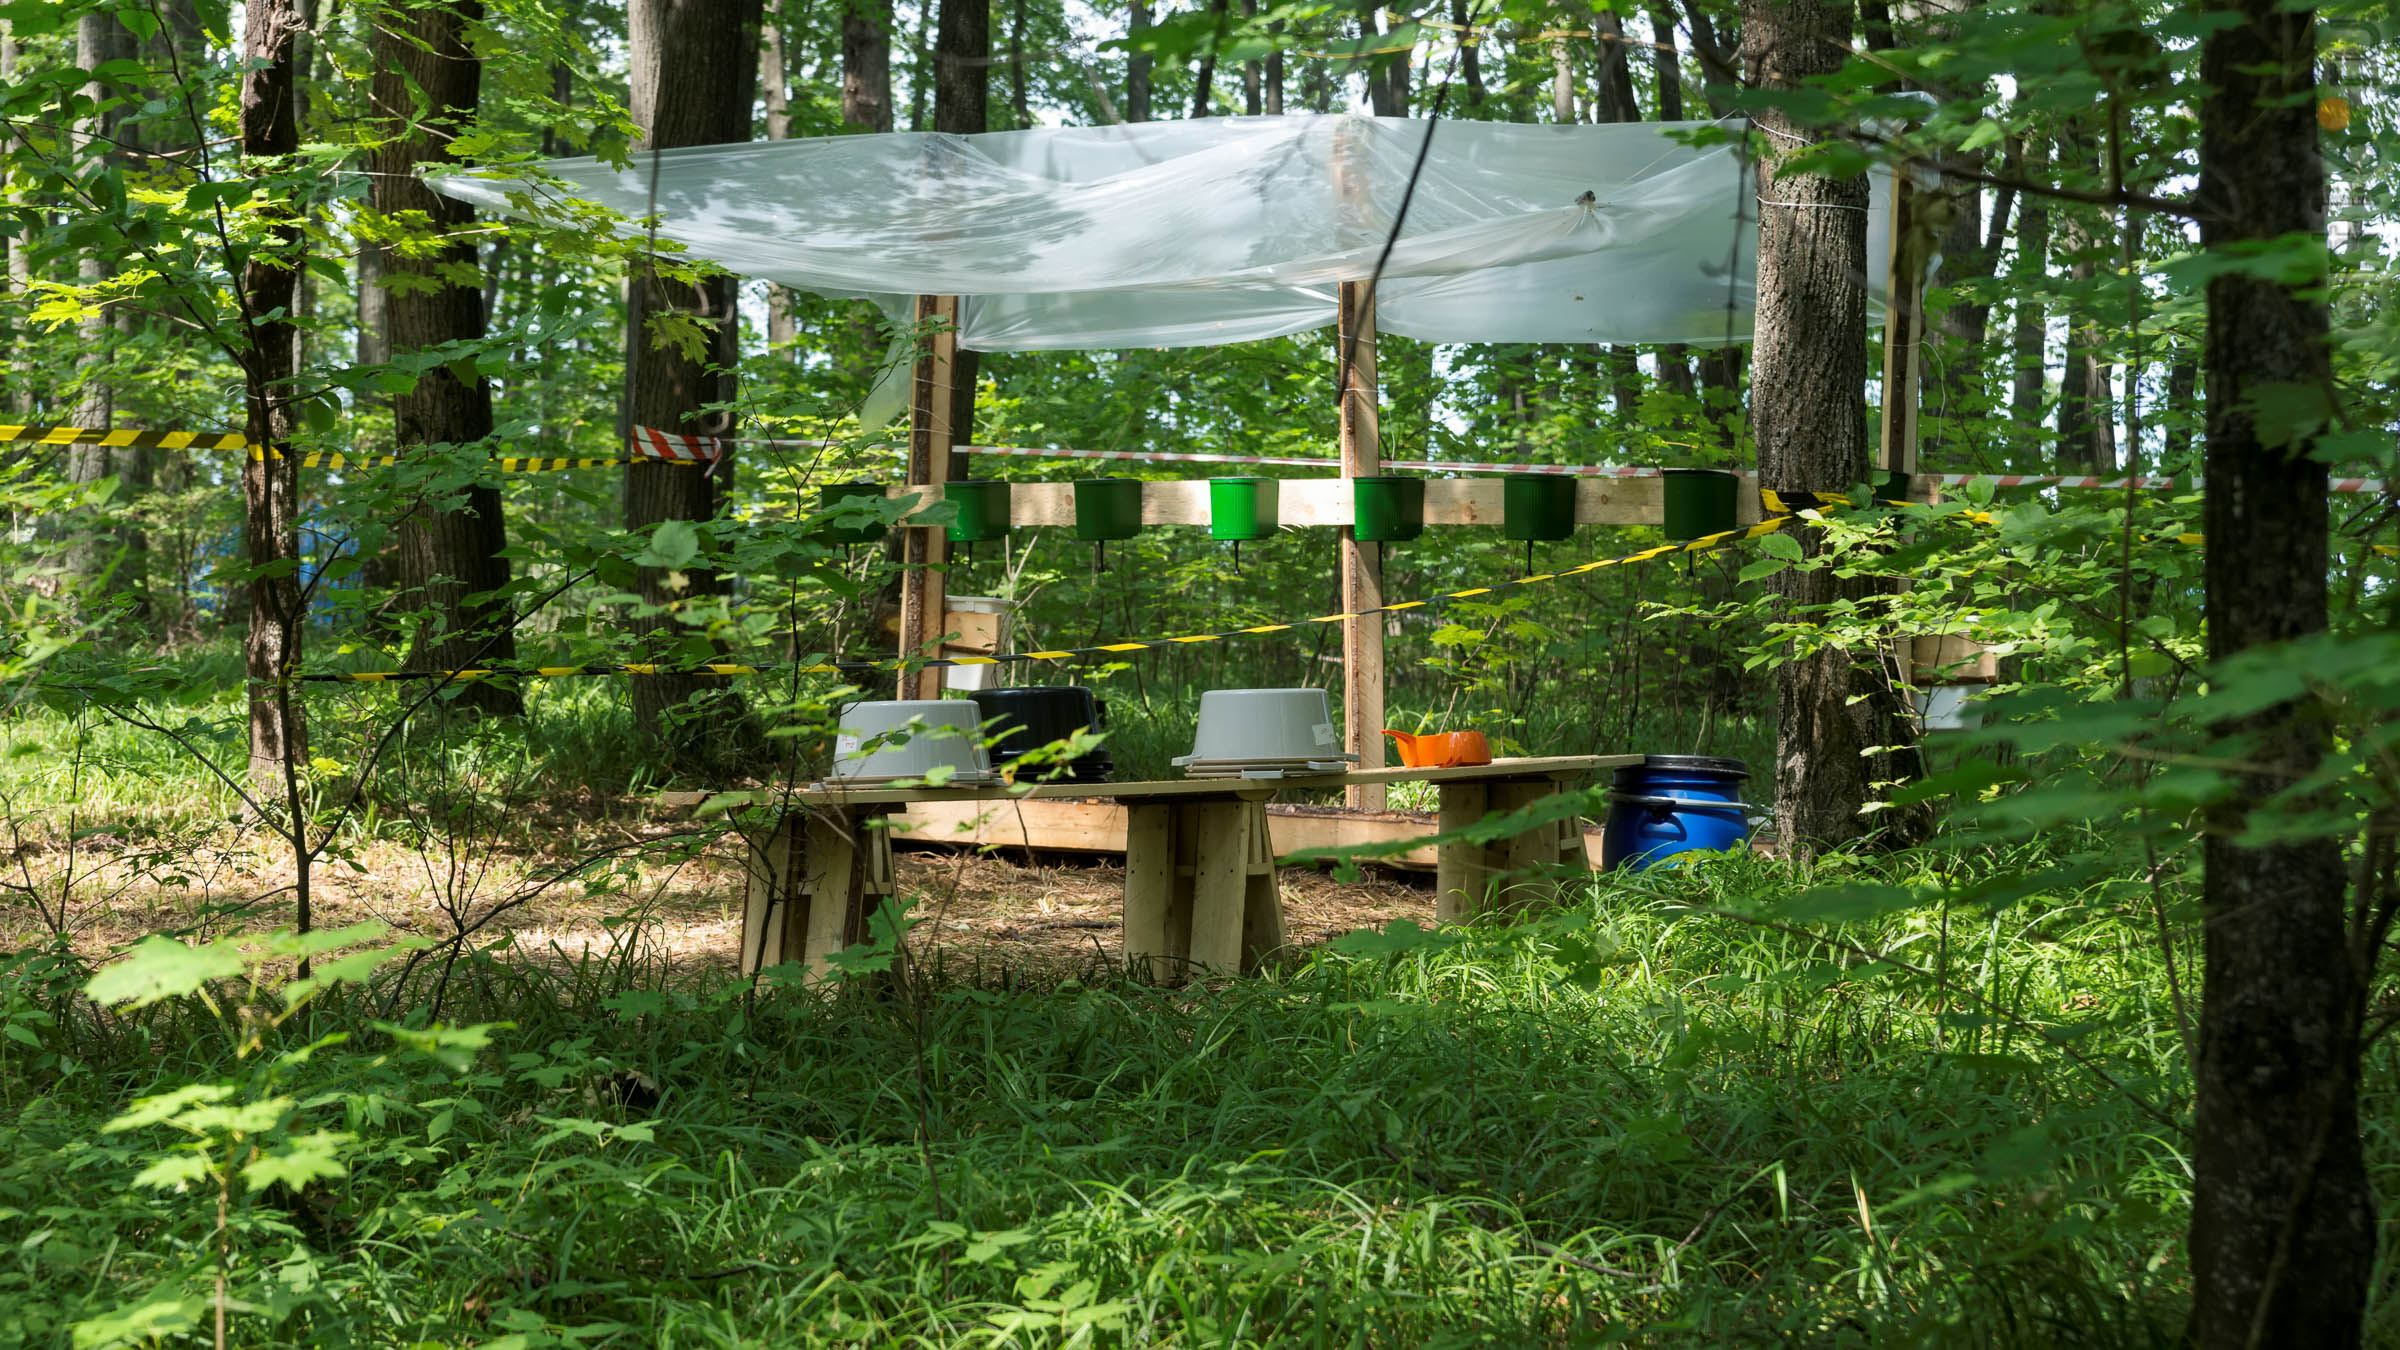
1382, 729, 1493, 768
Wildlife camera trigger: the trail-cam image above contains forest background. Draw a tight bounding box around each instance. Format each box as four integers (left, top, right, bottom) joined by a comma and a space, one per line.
1, 0, 2397, 1344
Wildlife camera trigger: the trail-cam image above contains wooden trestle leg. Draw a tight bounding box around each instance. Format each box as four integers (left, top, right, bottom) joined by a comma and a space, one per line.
740, 805, 896, 976
1122, 796, 1286, 983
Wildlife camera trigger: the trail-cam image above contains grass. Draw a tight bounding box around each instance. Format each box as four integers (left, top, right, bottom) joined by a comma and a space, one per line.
1, 839, 2336, 1349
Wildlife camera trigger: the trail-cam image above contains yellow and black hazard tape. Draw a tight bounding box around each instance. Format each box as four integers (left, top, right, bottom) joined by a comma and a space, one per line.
290, 513, 1810, 685
1, 424, 249, 450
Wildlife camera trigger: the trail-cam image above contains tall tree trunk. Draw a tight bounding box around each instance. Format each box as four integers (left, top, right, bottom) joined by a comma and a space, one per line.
1592, 12, 1637, 123
2161, 354, 2196, 463
844, 0, 895, 131
934, 0, 987, 133
1240, 0, 1260, 114
1126, 0, 1151, 122
66, 15, 133, 600
1742, 0, 1921, 853
372, 0, 520, 719
625, 0, 763, 769
1008, 0, 1029, 125
2187, 1, 2374, 1341
1264, 15, 1284, 112
1649, 8, 1694, 398
2055, 123, 2115, 471
1359, 3, 1402, 115
2008, 132, 2050, 432
1190, 0, 1228, 117
761, 18, 798, 349
1455, 0, 1482, 104
1549, 37, 1574, 122
240, 0, 307, 791
908, 0, 933, 129
935, 0, 986, 474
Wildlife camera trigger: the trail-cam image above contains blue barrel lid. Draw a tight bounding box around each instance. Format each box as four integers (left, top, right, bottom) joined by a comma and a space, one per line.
1629, 754, 1749, 777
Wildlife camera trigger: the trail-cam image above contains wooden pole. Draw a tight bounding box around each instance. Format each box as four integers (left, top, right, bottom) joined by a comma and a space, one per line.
1338, 279, 1386, 810
1876, 171, 1923, 478
898, 294, 959, 700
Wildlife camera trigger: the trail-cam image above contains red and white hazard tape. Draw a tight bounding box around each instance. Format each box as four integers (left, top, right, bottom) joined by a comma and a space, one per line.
629, 425, 729, 463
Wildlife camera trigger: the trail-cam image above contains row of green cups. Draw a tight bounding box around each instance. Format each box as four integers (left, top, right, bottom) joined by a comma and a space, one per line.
813, 468, 1751, 547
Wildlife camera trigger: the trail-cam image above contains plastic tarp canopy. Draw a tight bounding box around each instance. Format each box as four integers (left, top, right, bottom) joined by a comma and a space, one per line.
433, 114, 1890, 353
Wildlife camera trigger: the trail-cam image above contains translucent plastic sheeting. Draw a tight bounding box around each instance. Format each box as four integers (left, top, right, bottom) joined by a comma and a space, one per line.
433, 114, 1891, 352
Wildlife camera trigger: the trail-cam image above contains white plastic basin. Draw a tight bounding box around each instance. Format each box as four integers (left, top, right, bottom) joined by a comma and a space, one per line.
833, 699, 992, 782
1175, 688, 1342, 765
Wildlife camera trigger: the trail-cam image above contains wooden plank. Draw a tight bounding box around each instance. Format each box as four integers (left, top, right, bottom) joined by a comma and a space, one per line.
896, 293, 959, 701
1121, 804, 1175, 979
1495, 780, 1567, 910
1187, 800, 1250, 973
809, 758, 1633, 806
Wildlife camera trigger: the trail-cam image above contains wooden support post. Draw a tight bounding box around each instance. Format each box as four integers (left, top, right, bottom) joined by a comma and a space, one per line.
1877, 172, 1923, 479
898, 294, 960, 701
1338, 279, 1386, 810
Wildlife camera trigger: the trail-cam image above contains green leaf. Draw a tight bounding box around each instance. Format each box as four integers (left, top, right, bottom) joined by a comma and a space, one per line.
103, 1083, 235, 1133
86, 936, 244, 1008
1759, 532, 1805, 562
1774, 882, 1918, 924
130, 1152, 212, 1192
635, 519, 701, 570
240, 1130, 356, 1193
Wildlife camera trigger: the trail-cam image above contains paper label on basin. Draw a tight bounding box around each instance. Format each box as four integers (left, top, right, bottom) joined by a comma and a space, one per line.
1312, 722, 1336, 747
835, 734, 862, 757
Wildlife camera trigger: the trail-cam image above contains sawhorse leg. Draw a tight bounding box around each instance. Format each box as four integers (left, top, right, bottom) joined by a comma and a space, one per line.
1434, 778, 1592, 923
740, 806, 895, 976
1123, 797, 1285, 983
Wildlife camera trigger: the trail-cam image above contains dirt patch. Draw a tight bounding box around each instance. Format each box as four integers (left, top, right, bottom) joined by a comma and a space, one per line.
12, 824, 1432, 983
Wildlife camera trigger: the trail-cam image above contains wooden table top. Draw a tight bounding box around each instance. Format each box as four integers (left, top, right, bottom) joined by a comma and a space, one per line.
784, 755, 1642, 807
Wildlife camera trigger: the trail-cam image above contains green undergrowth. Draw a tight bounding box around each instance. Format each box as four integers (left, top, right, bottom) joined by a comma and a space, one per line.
2, 846, 2339, 1349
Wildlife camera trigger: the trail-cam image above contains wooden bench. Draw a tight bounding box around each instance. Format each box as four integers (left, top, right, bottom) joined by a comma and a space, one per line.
737, 755, 1638, 982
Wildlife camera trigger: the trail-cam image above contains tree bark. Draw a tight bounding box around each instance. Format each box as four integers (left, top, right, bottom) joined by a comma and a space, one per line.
1592, 12, 1638, 124
66, 15, 135, 601
761, 18, 798, 350
843, 0, 895, 131
1742, 0, 1922, 854
372, 0, 521, 718
241, 0, 308, 791
1453, 0, 1480, 104
934, 0, 985, 474
1239, 0, 1260, 114
2008, 131, 2050, 433
2186, 1, 2374, 1343
1126, 0, 1151, 122
1008, 0, 1029, 126
1264, 14, 1284, 112
1190, 0, 1227, 116
625, 0, 763, 769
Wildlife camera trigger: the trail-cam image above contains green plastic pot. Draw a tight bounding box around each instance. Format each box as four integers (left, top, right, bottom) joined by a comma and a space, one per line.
1502, 474, 1576, 542
1209, 477, 1279, 542
1073, 478, 1144, 541
816, 481, 888, 546
1353, 476, 1425, 543
1662, 468, 1739, 541
1873, 469, 1914, 504
945, 479, 1011, 543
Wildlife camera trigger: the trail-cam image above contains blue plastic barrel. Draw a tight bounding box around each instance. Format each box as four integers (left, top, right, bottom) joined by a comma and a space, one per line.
1600, 755, 1756, 870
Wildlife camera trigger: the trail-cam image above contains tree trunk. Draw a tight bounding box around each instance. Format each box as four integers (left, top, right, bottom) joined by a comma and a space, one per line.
625, 0, 763, 770
844, 0, 895, 132
1592, 12, 1638, 124
908, 0, 933, 129
372, 0, 521, 719
935, 0, 987, 134
1454, 0, 1481, 104
2162, 354, 2195, 463
1190, 0, 1226, 116
935, 0, 985, 473
2008, 132, 2050, 432
1008, 0, 1029, 126
1742, 0, 1922, 854
761, 18, 798, 349
2187, 1, 2374, 1343
1264, 15, 1284, 112
241, 0, 308, 792
66, 15, 133, 601
1549, 37, 1574, 122
1240, 0, 1260, 114
1649, 7, 1693, 397
1126, 0, 1151, 122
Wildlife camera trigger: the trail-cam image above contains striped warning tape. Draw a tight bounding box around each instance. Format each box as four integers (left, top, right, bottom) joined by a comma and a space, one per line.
0, 424, 250, 450
288, 513, 1804, 685
243, 451, 664, 470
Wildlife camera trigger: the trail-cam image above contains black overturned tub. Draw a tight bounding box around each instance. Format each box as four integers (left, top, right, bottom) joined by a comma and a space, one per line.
967, 686, 1114, 784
